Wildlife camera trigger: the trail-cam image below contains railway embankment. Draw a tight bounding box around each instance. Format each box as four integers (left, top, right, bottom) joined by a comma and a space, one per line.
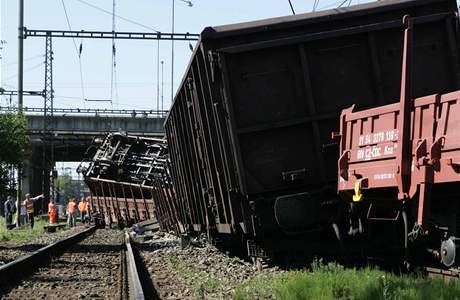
136, 231, 281, 299
135, 231, 460, 300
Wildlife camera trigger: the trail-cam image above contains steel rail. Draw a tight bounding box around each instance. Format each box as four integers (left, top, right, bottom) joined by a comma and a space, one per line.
0, 226, 97, 289
0, 227, 148, 299
125, 232, 145, 300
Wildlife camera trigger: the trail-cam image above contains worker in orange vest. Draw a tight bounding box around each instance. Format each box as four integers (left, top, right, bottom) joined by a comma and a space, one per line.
85, 197, 91, 220
67, 198, 77, 227
48, 199, 57, 225
78, 198, 88, 223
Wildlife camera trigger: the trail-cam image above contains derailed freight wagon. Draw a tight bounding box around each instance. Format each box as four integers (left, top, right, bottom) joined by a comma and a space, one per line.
164, 0, 460, 259
337, 17, 460, 269
79, 133, 178, 230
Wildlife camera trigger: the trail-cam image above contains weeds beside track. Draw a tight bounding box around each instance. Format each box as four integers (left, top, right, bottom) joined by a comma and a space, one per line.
234, 261, 460, 300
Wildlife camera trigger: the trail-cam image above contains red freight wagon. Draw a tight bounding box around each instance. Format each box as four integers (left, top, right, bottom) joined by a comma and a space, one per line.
337, 17, 460, 268
338, 92, 460, 195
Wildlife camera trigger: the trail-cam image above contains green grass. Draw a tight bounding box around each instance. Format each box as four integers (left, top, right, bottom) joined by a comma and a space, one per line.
234, 260, 460, 300
170, 255, 225, 298
0, 216, 50, 243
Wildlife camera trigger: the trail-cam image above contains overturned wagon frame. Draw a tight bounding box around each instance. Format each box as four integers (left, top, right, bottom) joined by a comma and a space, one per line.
80, 133, 181, 231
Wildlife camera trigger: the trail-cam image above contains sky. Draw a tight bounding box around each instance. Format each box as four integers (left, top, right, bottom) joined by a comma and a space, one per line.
0, 0, 373, 112
0, 0, 372, 178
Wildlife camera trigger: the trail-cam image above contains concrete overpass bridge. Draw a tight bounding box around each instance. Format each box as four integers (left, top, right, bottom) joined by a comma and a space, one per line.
0, 107, 166, 196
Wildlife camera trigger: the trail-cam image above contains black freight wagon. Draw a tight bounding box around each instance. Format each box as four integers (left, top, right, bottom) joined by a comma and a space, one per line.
164, 0, 460, 259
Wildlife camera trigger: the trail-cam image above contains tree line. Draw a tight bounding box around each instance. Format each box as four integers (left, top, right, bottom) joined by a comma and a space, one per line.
0, 114, 28, 199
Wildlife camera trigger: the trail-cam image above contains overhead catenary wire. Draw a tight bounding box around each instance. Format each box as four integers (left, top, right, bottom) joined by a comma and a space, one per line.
61, 0, 86, 108
2, 61, 45, 82
9, 95, 164, 110
75, 0, 160, 33
61, 1, 79, 60
55, 94, 164, 109
84, 98, 112, 102
110, 0, 119, 109
313, 0, 320, 12
156, 40, 160, 112
1, 83, 15, 89
337, 0, 352, 8
288, 0, 296, 15
1, 54, 45, 68
19, 1, 192, 112
318, 0, 349, 10
161, 60, 164, 111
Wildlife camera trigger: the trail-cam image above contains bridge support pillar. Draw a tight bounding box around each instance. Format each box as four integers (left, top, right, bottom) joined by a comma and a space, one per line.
23, 145, 51, 213
22, 160, 31, 196
42, 166, 51, 213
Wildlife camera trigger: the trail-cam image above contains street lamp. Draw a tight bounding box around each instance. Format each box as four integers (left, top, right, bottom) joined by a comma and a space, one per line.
171, 0, 193, 107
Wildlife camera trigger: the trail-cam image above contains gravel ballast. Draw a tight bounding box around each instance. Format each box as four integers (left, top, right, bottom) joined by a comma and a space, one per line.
136, 231, 282, 299
1, 229, 124, 300
0, 225, 88, 266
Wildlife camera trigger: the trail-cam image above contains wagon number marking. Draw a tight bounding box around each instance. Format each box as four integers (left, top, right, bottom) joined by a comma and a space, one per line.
356, 130, 399, 161
358, 129, 399, 147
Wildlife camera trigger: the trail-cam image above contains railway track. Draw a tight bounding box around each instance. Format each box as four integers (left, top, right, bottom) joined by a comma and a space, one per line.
0, 226, 89, 267
0, 227, 147, 300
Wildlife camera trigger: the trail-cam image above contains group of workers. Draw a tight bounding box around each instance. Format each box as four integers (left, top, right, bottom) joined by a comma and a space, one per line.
3, 194, 90, 229
49, 197, 89, 227
3, 193, 44, 229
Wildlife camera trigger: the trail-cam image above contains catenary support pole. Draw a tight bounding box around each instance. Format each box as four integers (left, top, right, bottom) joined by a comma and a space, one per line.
16, 0, 24, 227
171, 0, 175, 107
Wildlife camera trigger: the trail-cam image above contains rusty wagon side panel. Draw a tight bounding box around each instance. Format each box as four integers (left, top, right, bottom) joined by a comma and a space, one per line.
337, 92, 460, 194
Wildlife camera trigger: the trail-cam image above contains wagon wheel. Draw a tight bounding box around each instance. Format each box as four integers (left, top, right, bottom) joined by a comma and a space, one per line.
364, 204, 410, 267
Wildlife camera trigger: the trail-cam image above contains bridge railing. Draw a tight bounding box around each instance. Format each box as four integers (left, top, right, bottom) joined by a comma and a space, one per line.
0, 106, 168, 118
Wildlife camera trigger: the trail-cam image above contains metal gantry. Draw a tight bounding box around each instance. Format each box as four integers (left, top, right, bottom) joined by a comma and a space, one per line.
20, 27, 199, 204
0, 90, 43, 111
23, 29, 200, 41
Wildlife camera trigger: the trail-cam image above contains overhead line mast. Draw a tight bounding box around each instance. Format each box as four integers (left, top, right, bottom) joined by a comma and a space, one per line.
16, 0, 24, 227
43, 33, 55, 208
110, 0, 118, 109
